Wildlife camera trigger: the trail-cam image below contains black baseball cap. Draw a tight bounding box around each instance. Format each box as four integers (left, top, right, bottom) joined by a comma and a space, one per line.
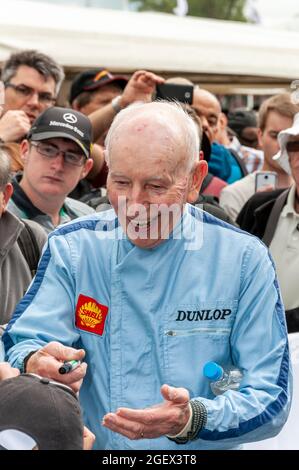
0, 374, 84, 450
69, 68, 128, 104
27, 106, 93, 158
228, 108, 257, 136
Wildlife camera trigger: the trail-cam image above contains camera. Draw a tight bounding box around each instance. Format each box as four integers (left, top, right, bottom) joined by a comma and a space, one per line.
155, 83, 193, 105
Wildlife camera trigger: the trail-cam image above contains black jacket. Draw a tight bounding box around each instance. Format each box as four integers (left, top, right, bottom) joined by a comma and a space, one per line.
237, 188, 287, 238
237, 187, 299, 333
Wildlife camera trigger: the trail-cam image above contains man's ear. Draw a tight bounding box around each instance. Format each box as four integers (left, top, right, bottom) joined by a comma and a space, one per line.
1, 183, 13, 212
20, 139, 30, 164
187, 160, 208, 203
80, 158, 94, 180
257, 128, 263, 149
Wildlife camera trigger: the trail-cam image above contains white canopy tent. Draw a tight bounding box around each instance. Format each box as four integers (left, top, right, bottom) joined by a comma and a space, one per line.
1, 0, 299, 92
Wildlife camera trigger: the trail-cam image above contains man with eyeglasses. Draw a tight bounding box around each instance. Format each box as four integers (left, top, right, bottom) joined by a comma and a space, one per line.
0, 50, 64, 144
8, 107, 94, 233
238, 112, 299, 332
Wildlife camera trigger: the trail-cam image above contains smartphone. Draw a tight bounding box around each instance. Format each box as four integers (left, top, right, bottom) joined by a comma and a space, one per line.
155, 83, 193, 104
255, 171, 277, 192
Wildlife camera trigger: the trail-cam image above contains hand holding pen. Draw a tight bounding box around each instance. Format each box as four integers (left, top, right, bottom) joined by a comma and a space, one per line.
24, 341, 87, 393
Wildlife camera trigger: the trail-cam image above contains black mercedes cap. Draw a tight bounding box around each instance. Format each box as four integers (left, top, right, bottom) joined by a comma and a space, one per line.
69, 68, 128, 104
27, 106, 93, 158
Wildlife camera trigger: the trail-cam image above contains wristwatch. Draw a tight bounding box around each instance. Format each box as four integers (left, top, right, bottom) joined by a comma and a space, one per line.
111, 95, 122, 114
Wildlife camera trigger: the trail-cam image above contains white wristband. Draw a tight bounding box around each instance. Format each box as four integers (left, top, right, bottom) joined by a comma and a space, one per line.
111, 95, 122, 114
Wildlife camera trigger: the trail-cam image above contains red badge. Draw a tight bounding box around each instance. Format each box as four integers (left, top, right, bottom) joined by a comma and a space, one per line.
75, 294, 109, 336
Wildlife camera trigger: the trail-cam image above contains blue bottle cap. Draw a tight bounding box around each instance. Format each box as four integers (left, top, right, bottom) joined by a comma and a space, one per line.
203, 362, 223, 381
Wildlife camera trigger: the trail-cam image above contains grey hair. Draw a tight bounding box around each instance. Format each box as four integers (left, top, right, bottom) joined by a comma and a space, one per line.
0, 147, 11, 190
104, 100, 200, 171
1, 50, 65, 96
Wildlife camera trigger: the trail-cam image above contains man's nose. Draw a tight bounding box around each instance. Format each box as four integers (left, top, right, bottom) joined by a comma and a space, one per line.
129, 185, 146, 204
126, 187, 148, 216
26, 91, 40, 107
49, 153, 65, 171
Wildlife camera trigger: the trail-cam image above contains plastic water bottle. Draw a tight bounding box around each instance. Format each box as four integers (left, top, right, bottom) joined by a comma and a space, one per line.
203, 361, 243, 396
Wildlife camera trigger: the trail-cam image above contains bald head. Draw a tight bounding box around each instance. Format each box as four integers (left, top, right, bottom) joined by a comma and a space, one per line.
193, 88, 221, 113
165, 77, 194, 86
105, 101, 200, 172
192, 87, 221, 143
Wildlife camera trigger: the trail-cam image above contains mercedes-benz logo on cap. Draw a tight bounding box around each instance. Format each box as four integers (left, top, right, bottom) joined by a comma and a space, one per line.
63, 112, 77, 124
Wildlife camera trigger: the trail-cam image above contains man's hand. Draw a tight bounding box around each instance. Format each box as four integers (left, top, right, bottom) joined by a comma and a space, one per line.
26, 341, 87, 393
83, 426, 96, 450
102, 384, 190, 440
0, 362, 20, 380
120, 70, 164, 109
0, 110, 31, 142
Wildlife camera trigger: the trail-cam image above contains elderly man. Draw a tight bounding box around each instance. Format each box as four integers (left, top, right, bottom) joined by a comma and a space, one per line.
238, 112, 299, 332
8, 106, 94, 232
3, 102, 291, 450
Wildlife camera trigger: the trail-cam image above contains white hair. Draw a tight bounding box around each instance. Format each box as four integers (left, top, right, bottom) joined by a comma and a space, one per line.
104, 100, 200, 172
0, 147, 11, 190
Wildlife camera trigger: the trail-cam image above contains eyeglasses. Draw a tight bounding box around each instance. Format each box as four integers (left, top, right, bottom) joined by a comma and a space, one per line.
5, 83, 56, 106
31, 141, 86, 167
286, 141, 299, 159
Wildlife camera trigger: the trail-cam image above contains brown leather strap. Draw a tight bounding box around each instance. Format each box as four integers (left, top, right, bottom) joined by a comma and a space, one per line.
262, 189, 290, 247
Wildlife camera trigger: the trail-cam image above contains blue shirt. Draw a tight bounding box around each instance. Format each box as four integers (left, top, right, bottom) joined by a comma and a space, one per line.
3, 205, 291, 449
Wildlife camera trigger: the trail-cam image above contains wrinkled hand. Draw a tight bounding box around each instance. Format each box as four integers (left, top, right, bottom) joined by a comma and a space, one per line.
120, 70, 164, 108
0, 110, 31, 142
0, 362, 20, 380
102, 384, 190, 440
83, 426, 96, 450
26, 341, 87, 393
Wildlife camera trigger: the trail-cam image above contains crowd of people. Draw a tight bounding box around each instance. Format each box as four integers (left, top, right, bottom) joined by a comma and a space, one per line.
0, 48, 297, 450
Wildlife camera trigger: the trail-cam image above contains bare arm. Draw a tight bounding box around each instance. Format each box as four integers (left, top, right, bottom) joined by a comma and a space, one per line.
89, 70, 165, 142
87, 143, 105, 180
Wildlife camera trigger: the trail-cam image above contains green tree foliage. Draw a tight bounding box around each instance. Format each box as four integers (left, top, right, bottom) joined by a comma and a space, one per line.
130, 0, 248, 22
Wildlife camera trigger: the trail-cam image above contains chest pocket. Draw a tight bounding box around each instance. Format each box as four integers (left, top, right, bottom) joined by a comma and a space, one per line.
162, 301, 237, 398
